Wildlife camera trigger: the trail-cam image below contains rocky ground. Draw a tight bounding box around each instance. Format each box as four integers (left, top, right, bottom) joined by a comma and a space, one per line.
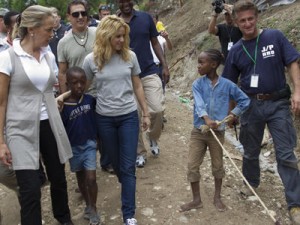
0, 90, 297, 225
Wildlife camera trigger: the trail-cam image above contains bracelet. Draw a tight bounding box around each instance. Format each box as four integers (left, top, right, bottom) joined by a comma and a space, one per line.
143, 115, 150, 117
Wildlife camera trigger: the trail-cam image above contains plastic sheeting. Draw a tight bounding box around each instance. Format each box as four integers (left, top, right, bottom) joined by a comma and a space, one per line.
253, 0, 296, 11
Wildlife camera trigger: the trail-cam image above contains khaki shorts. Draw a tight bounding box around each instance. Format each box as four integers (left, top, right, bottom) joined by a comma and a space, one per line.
187, 128, 225, 182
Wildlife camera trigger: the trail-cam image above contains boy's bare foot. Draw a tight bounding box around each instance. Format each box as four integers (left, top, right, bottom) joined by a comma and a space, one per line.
179, 200, 203, 212
213, 198, 226, 212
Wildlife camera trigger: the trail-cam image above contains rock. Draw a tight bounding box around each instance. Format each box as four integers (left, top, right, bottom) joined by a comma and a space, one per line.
276, 202, 282, 209
179, 215, 189, 223
267, 167, 275, 173
261, 209, 276, 218
110, 214, 120, 220
141, 207, 154, 217
247, 196, 259, 201
153, 186, 162, 190
263, 151, 271, 157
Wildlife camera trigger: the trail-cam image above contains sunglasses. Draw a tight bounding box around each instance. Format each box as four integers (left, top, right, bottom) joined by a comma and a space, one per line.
99, 5, 110, 10
71, 11, 87, 18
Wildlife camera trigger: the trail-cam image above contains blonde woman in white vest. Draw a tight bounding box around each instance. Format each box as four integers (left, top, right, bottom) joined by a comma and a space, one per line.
0, 5, 74, 225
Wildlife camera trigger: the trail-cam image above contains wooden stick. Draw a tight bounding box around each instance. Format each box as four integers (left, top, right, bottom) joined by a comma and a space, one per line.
209, 128, 278, 224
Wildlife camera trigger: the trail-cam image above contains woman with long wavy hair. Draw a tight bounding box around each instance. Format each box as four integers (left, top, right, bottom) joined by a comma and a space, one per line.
83, 15, 150, 225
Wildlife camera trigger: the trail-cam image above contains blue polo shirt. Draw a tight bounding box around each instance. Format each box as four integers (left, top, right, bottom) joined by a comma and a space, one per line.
127, 10, 159, 78
222, 29, 300, 94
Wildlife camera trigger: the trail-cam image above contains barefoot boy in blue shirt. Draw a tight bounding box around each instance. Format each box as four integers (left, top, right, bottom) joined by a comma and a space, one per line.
180, 49, 250, 212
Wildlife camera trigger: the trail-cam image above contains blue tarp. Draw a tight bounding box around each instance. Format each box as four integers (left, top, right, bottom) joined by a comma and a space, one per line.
253, 0, 296, 11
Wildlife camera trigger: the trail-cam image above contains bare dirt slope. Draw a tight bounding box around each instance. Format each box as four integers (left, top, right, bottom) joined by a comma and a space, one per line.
0, 90, 294, 225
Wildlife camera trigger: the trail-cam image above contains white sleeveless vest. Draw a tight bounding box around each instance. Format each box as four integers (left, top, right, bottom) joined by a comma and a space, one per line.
5, 48, 72, 170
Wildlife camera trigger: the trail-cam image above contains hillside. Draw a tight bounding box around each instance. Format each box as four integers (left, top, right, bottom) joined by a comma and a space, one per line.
158, 0, 300, 144
157, 0, 300, 90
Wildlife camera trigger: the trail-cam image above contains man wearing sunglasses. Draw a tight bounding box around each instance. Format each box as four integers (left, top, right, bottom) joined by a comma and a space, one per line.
57, 0, 96, 94
98, 4, 111, 21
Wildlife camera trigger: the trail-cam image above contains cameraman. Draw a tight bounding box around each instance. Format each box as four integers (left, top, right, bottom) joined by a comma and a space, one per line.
208, 3, 242, 61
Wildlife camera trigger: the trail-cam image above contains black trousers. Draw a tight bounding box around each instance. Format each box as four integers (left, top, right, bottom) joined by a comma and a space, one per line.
15, 120, 71, 225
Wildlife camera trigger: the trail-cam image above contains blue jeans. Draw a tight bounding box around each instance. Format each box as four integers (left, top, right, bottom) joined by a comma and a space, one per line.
240, 98, 300, 208
96, 110, 139, 221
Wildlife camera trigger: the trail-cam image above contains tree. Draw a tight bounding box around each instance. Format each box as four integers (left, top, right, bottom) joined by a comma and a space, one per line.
0, 0, 123, 19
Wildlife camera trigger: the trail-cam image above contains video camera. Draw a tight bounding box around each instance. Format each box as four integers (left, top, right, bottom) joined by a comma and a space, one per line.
212, 0, 225, 14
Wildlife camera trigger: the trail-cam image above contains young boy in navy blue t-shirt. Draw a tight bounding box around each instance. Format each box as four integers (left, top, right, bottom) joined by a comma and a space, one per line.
60, 66, 100, 225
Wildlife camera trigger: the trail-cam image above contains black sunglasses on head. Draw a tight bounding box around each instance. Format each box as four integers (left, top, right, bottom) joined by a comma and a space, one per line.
71, 11, 87, 18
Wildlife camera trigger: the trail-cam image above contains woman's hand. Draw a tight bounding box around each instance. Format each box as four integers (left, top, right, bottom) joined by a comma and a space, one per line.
141, 116, 151, 131
0, 143, 12, 166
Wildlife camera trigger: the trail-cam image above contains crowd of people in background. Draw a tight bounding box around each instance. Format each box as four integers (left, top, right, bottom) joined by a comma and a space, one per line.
0, 0, 300, 225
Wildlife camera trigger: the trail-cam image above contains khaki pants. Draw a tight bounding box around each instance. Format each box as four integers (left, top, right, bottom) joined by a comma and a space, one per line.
137, 74, 164, 157
187, 128, 225, 182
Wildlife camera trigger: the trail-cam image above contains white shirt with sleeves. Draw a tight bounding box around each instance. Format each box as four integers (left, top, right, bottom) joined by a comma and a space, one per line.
0, 39, 58, 120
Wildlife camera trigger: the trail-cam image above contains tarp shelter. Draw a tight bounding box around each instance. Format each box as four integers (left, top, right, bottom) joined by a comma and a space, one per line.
253, 0, 296, 11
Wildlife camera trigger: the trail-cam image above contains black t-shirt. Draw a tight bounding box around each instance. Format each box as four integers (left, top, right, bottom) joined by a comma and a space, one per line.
49, 23, 68, 65
216, 23, 242, 60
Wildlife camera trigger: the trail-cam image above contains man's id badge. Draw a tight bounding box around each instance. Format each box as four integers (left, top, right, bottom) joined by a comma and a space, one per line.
227, 42, 233, 51
250, 74, 259, 88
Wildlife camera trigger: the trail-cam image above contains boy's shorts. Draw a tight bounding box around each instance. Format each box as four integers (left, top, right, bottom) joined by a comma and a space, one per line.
69, 139, 97, 172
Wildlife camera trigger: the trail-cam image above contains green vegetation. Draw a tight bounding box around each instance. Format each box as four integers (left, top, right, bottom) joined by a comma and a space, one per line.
0, 0, 118, 20
0, 0, 148, 18
259, 14, 300, 51
197, 34, 219, 51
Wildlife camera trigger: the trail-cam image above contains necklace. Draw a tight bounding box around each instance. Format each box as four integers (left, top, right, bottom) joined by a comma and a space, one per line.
72, 29, 88, 49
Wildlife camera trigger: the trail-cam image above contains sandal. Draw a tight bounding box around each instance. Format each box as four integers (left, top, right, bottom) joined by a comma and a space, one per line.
84, 206, 91, 220
89, 212, 100, 225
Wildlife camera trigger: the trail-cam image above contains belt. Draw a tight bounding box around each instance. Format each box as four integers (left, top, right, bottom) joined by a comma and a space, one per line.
248, 93, 274, 100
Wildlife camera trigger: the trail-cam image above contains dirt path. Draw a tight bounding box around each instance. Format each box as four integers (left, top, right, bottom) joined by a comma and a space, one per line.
0, 89, 293, 225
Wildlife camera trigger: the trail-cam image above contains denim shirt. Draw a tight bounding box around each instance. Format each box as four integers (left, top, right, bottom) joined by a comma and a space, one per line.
193, 75, 250, 130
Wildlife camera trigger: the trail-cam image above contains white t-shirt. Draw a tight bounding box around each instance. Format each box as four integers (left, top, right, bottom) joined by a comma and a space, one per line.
0, 39, 58, 120
150, 35, 166, 65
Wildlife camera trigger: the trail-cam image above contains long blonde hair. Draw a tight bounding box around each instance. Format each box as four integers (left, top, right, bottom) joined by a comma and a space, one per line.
13, 5, 54, 40
93, 15, 131, 70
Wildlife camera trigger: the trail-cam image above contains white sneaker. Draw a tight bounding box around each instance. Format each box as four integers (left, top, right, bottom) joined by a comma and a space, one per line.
124, 218, 137, 225
136, 155, 146, 168
150, 139, 160, 156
